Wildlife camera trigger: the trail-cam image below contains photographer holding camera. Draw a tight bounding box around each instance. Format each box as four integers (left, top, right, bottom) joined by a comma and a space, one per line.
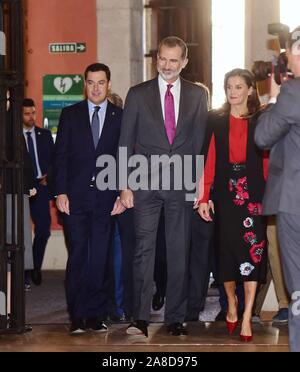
255, 26, 300, 352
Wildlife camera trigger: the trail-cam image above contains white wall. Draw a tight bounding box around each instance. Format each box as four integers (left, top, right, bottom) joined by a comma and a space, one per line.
42, 231, 67, 270
245, 0, 280, 69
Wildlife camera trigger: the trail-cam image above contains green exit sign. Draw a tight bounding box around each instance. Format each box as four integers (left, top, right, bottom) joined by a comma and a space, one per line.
49, 42, 86, 54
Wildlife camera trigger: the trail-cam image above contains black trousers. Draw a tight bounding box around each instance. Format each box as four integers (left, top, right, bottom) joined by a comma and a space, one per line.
186, 210, 214, 319
63, 190, 113, 320
29, 183, 51, 270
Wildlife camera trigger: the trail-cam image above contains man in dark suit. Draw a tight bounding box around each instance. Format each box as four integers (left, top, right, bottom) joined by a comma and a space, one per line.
255, 27, 300, 352
119, 36, 208, 337
54, 63, 125, 334
22, 98, 54, 286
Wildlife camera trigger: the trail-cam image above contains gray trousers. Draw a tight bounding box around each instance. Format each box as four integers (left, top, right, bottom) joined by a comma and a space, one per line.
133, 190, 192, 324
277, 212, 300, 352
254, 217, 289, 315
6, 195, 33, 271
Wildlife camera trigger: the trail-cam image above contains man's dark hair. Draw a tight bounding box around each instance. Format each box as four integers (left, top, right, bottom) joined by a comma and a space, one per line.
158, 36, 188, 60
84, 63, 111, 81
22, 98, 35, 107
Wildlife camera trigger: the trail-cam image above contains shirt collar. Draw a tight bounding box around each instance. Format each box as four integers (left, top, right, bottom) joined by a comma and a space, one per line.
23, 127, 34, 134
158, 74, 180, 90
88, 98, 108, 113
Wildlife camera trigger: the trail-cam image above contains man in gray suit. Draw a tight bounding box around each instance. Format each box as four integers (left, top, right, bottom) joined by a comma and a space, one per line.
119, 36, 208, 337
255, 26, 300, 352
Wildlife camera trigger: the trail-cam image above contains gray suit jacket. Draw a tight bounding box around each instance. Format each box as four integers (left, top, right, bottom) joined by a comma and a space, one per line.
255, 78, 300, 216
118, 77, 208, 190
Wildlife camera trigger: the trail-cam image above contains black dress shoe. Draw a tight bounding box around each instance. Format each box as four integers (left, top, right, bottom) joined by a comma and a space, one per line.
86, 317, 108, 332
167, 322, 188, 336
31, 269, 42, 286
126, 320, 148, 337
69, 318, 86, 335
110, 315, 122, 322
124, 314, 133, 322
215, 310, 226, 322
152, 292, 165, 311
184, 316, 199, 322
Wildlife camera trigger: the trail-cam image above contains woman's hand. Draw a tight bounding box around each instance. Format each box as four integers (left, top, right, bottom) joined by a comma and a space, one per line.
270, 73, 281, 99
198, 201, 214, 222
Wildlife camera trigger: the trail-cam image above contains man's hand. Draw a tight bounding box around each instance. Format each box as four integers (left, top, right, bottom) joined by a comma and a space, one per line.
111, 196, 127, 216
29, 188, 37, 197
56, 194, 70, 215
120, 189, 134, 209
270, 73, 281, 99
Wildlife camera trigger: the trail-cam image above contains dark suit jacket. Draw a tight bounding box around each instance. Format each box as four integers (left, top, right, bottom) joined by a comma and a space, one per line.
54, 100, 122, 211
255, 78, 300, 216
118, 77, 208, 189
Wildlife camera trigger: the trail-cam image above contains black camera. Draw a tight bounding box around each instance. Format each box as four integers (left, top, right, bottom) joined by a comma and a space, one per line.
252, 23, 293, 85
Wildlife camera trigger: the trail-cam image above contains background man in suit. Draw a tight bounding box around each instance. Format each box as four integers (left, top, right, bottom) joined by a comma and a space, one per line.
119, 36, 208, 337
22, 98, 54, 286
54, 63, 125, 334
255, 26, 300, 352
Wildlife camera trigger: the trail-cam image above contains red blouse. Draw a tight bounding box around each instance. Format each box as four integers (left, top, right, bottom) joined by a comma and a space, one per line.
199, 115, 269, 203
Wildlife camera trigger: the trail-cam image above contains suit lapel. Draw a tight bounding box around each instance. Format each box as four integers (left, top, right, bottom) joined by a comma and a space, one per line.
78, 100, 95, 151
34, 126, 43, 173
174, 78, 189, 140
34, 126, 42, 153
95, 101, 114, 153
145, 78, 169, 143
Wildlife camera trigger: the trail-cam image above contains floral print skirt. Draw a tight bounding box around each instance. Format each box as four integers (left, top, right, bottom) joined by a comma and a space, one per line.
214, 164, 267, 283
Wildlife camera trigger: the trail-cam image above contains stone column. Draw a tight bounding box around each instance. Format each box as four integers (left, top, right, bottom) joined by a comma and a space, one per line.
97, 0, 144, 101
245, 0, 280, 68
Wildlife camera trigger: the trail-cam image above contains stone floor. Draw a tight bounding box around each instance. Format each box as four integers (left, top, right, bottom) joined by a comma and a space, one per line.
0, 321, 289, 352
0, 271, 289, 352
25, 271, 222, 325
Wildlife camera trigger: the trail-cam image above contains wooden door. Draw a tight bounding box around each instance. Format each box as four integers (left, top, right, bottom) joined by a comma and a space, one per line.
145, 0, 212, 90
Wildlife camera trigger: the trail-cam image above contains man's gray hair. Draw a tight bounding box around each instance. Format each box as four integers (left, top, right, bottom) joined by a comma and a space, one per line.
158, 36, 188, 60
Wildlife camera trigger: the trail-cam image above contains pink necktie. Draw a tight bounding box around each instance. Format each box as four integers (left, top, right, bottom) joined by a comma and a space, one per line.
164, 84, 176, 144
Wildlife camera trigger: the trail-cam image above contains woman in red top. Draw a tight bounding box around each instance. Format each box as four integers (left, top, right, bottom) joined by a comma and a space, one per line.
198, 69, 268, 342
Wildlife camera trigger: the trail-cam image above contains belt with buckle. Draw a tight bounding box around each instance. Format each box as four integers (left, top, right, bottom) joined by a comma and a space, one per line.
231, 163, 246, 172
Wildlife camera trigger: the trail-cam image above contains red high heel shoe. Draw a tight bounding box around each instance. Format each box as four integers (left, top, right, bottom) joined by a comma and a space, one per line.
226, 318, 238, 334
226, 298, 238, 334
240, 323, 252, 342
240, 334, 252, 342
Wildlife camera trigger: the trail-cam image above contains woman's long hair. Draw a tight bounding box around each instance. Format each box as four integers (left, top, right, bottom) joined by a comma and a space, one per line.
219, 68, 261, 118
